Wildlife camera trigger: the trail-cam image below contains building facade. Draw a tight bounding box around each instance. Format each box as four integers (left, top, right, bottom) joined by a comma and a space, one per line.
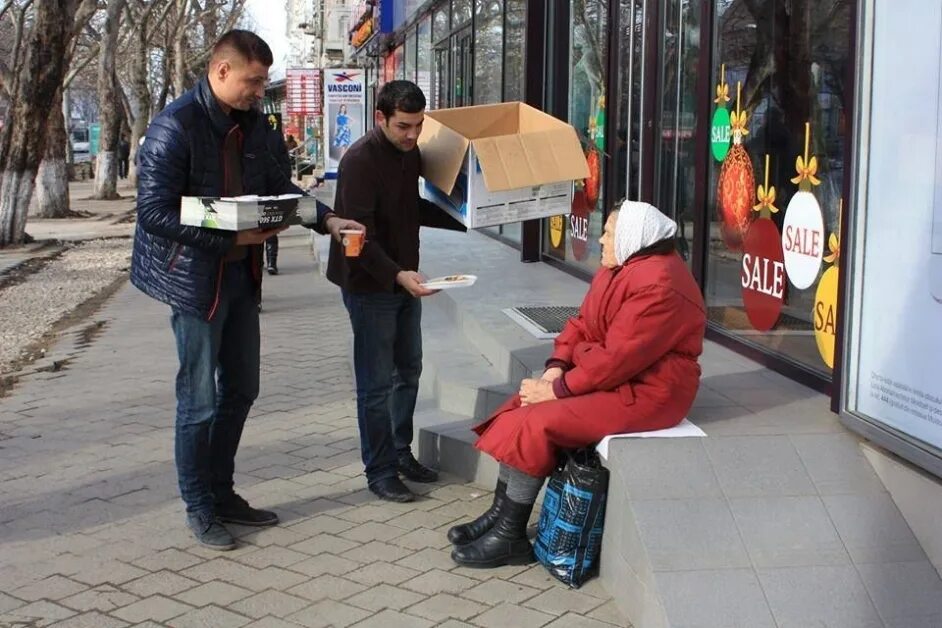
339, 0, 942, 481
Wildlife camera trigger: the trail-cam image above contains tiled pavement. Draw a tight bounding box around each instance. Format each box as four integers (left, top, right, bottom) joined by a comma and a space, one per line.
0, 232, 627, 628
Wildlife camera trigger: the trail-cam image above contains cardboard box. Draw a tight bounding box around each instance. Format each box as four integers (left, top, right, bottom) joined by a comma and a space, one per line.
180, 195, 317, 231
418, 102, 590, 229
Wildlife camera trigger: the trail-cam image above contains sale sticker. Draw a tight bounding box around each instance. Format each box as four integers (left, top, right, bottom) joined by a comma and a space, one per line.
741, 218, 785, 331
782, 191, 825, 289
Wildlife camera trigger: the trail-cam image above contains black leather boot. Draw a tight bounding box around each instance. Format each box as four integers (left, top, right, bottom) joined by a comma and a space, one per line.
450, 496, 535, 568
447, 479, 506, 545
265, 236, 279, 275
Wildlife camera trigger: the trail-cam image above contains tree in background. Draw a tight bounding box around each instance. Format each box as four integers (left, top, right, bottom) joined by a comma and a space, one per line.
0, 0, 97, 246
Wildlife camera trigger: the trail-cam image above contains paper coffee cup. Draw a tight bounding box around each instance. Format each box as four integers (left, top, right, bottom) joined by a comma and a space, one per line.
341, 229, 364, 257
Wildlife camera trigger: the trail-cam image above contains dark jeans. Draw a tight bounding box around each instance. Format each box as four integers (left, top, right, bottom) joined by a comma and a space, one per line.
342, 290, 422, 485
171, 260, 260, 515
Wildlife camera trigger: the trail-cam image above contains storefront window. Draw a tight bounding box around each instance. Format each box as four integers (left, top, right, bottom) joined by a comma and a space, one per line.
503, 0, 525, 103
654, 0, 701, 264
433, 2, 450, 40
704, 0, 851, 376
417, 16, 433, 102
543, 0, 608, 274
613, 0, 645, 204
474, 0, 503, 105
405, 30, 417, 83
394, 45, 405, 80
453, 0, 472, 28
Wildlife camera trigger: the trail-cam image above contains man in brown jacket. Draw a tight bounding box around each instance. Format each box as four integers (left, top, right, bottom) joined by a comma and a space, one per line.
327, 80, 464, 502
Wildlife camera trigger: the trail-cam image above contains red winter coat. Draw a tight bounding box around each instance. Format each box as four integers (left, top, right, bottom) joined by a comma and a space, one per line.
474, 251, 706, 477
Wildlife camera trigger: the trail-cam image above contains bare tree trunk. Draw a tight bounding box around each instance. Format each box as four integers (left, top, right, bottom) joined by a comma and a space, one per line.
127, 11, 152, 186
93, 0, 128, 200
36, 86, 71, 218
172, 0, 191, 97
63, 88, 74, 172
0, 0, 77, 246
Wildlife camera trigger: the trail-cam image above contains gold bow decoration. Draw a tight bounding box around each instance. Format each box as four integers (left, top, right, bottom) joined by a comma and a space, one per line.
714, 64, 730, 104
790, 122, 821, 186
791, 154, 821, 186
754, 155, 779, 213
730, 110, 750, 137
823, 199, 842, 263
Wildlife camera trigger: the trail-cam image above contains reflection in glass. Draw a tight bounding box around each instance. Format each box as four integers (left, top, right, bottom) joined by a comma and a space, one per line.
405, 32, 417, 83
433, 3, 450, 41
417, 16, 433, 103
453, 0, 472, 27
542, 0, 608, 273
705, 0, 851, 376
474, 0, 503, 105
503, 0, 526, 103
654, 0, 701, 265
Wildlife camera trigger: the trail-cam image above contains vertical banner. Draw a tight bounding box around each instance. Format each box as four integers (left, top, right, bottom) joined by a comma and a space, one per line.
286, 68, 322, 116
323, 69, 366, 176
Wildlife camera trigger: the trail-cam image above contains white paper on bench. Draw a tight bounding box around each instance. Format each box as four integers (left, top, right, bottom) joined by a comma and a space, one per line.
595, 418, 706, 460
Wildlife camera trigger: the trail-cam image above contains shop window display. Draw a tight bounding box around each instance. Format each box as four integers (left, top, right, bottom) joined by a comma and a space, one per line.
474, 0, 503, 105
704, 0, 852, 375
417, 16, 432, 102
654, 0, 701, 265
405, 32, 417, 83
543, 0, 608, 274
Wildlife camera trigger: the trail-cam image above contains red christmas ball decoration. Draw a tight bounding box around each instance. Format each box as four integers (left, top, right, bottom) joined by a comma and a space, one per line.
717, 143, 755, 250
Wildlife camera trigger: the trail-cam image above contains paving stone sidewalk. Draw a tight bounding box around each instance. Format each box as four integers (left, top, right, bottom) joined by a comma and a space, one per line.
0, 233, 626, 628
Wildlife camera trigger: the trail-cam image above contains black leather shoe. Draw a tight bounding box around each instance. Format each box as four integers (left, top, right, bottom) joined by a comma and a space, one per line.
448, 479, 506, 545
398, 453, 439, 483
215, 494, 279, 527
369, 477, 415, 503
266, 265, 278, 275
451, 497, 535, 568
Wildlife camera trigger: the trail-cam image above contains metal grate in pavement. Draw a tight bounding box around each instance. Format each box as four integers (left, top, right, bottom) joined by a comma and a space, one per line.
505, 305, 581, 338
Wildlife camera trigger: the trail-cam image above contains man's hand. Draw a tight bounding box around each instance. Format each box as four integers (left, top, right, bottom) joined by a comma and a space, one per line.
397, 270, 438, 298
541, 367, 564, 383
234, 226, 287, 246
325, 216, 367, 243
519, 378, 557, 406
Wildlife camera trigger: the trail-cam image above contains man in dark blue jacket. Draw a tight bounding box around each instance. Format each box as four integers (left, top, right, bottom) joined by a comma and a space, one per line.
131, 30, 362, 551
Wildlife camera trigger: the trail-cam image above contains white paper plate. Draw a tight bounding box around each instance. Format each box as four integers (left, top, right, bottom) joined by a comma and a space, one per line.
421, 274, 478, 289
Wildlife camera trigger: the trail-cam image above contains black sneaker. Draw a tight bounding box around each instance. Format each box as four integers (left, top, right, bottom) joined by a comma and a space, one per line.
266, 265, 278, 276
215, 494, 279, 527
369, 476, 416, 503
397, 452, 439, 483
187, 512, 236, 551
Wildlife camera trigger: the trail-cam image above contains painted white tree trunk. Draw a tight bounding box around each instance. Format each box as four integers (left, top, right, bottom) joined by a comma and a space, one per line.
95, 152, 119, 198
0, 171, 36, 245
36, 158, 70, 218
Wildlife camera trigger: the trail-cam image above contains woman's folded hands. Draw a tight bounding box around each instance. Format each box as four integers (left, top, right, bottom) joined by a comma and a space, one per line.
519, 377, 558, 406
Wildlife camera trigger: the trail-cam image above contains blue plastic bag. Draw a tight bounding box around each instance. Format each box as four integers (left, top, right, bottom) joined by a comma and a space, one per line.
533, 448, 609, 588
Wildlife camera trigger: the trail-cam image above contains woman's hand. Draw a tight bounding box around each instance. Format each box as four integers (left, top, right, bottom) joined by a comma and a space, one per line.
541, 367, 564, 383
519, 378, 557, 406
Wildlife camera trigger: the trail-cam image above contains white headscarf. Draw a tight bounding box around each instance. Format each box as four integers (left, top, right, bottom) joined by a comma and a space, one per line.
614, 200, 678, 265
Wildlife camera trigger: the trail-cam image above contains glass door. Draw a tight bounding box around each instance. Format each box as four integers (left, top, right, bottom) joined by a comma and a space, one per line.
452, 27, 474, 107
434, 46, 450, 109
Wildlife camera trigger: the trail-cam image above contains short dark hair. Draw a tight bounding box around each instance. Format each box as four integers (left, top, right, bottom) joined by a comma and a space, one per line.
211, 30, 274, 67
376, 81, 426, 119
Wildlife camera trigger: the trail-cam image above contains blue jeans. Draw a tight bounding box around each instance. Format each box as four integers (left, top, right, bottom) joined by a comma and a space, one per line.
342, 290, 422, 485
171, 260, 260, 515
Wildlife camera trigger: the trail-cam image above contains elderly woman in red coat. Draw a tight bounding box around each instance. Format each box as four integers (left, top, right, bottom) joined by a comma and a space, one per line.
449, 200, 706, 569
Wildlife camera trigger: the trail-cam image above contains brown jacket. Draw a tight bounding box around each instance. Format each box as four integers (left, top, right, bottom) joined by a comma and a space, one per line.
326, 126, 465, 293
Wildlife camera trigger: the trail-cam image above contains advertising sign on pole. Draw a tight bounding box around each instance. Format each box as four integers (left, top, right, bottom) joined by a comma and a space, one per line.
286, 68, 322, 116
323, 69, 366, 176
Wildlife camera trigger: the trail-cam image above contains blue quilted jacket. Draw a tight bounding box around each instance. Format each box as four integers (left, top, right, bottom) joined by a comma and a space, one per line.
130, 77, 328, 319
